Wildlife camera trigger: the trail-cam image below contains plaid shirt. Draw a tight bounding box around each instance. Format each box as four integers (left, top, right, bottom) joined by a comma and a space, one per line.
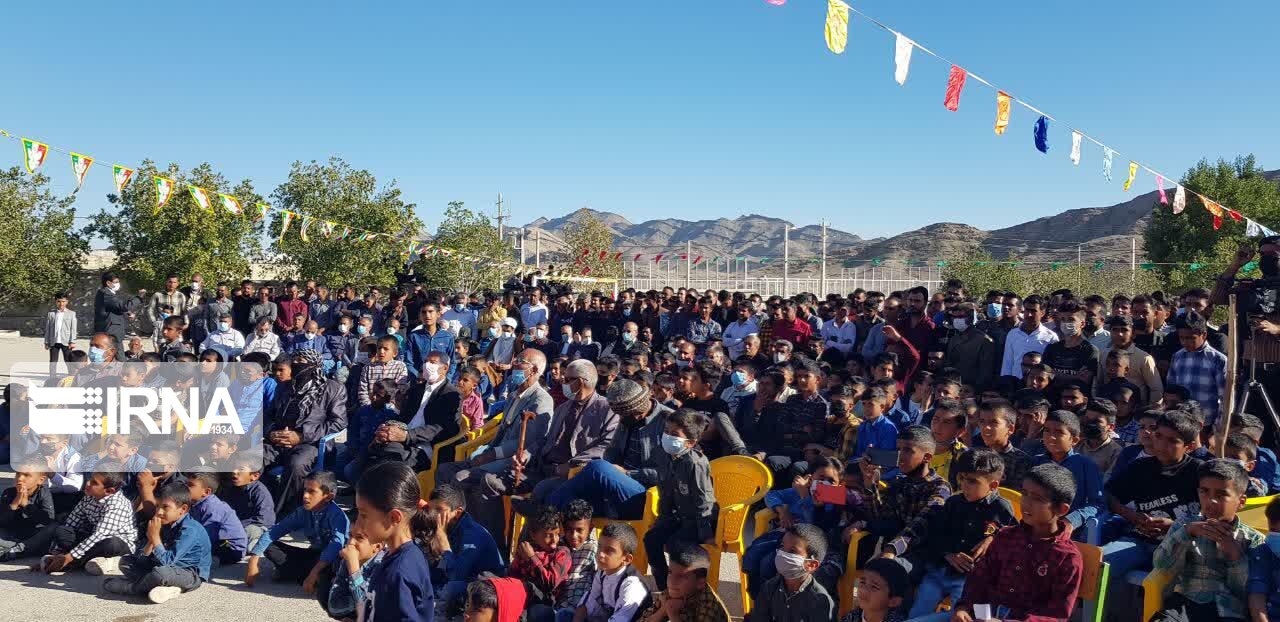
863, 471, 951, 535
685, 317, 724, 346
1114, 418, 1140, 446
558, 536, 598, 609
778, 392, 829, 456
642, 586, 731, 622
1154, 514, 1264, 620
358, 359, 409, 406
1167, 344, 1228, 424
956, 521, 1083, 621
61, 490, 138, 559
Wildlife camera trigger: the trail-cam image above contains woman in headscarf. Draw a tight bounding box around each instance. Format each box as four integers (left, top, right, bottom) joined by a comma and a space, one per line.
262, 348, 347, 513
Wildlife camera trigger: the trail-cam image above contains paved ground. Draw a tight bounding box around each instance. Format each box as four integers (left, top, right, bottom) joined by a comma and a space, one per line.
0, 335, 748, 621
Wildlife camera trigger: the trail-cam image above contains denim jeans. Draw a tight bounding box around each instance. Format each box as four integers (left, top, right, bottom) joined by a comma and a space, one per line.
1101, 536, 1157, 622
743, 529, 784, 600
907, 565, 967, 618
544, 459, 648, 519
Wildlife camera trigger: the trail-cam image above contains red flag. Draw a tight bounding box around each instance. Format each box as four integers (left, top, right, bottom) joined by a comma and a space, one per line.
613, 252, 623, 261
1228, 209, 1243, 222
634, 254, 642, 261
581, 248, 590, 257
944, 65, 967, 111
582, 266, 592, 275
654, 254, 664, 262
693, 255, 703, 264
599, 250, 608, 260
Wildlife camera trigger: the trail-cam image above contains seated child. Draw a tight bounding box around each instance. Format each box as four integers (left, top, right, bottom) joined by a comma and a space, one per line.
1110, 408, 1162, 478
422, 483, 506, 614
1011, 392, 1050, 456
509, 505, 570, 609
79, 432, 147, 487
1153, 459, 1265, 622
927, 398, 967, 487
38, 433, 84, 514
1104, 382, 1140, 445
0, 459, 56, 561
556, 499, 598, 614
639, 542, 730, 622
948, 463, 1083, 622
1225, 432, 1270, 497
850, 426, 951, 567
204, 434, 239, 471
976, 398, 1030, 492
101, 481, 211, 604
357, 334, 408, 407
1079, 399, 1122, 477
1233, 413, 1280, 494
565, 523, 651, 622
464, 576, 529, 622
245, 471, 349, 593
745, 523, 835, 622
340, 378, 402, 483
325, 524, 384, 620
842, 557, 910, 622
851, 385, 898, 461
888, 448, 1019, 618
643, 409, 718, 591
1032, 410, 1103, 533
185, 471, 249, 565
1023, 362, 1054, 393
223, 452, 276, 552
1247, 497, 1280, 622
744, 456, 844, 599
37, 463, 137, 575
351, 461, 434, 621
130, 440, 187, 523
1056, 379, 1089, 413
457, 365, 487, 432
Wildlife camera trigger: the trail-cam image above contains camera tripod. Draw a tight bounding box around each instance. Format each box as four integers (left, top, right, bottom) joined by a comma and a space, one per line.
1232, 359, 1280, 442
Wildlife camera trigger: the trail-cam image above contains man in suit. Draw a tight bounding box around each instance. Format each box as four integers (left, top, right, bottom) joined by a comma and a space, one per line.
367, 350, 462, 471
93, 272, 127, 348
436, 348, 555, 541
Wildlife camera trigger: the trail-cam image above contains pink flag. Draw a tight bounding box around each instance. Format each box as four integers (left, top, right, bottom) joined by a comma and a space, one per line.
944, 65, 967, 111
1156, 175, 1168, 205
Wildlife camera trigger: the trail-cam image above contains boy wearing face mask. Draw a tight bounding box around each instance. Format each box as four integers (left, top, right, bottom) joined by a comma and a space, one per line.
1041, 301, 1099, 386
643, 409, 717, 592
742, 457, 847, 600
1079, 399, 1122, 477
944, 302, 996, 391
201, 312, 245, 360
745, 523, 834, 622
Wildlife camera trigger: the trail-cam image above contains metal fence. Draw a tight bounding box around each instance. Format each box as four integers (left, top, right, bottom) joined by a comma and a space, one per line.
621, 261, 942, 297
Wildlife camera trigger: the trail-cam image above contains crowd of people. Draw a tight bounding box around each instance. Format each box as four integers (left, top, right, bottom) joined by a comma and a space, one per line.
7, 242, 1280, 622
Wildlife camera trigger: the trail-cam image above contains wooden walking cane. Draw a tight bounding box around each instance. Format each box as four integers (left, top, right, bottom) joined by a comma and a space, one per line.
507, 410, 537, 548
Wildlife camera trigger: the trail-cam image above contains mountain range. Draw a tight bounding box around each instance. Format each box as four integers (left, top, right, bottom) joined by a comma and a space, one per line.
520, 170, 1280, 270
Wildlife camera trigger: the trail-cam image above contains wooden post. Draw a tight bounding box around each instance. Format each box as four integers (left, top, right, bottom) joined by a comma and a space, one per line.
1217, 294, 1239, 457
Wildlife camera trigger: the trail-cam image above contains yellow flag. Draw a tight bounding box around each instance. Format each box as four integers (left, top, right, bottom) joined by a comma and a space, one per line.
824, 0, 850, 54
1123, 161, 1138, 191
994, 91, 1011, 135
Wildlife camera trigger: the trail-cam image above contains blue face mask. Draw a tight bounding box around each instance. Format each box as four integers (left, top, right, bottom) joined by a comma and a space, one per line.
88, 346, 107, 364
356, 325, 369, 335
523, 334, 534, 343
987, 302, 1001, 319
731, 370, 748, 386
509, 369, 527, 387
621, 332, 635, 344
623, 309, 632, 317
454, 304, 465, 312
661, 433, 690, 456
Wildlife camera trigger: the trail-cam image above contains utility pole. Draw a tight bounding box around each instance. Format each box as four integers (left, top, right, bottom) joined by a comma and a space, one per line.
685, 240, 692, 290
495, 192, 507, 241
1131, 236, 1137, 291
534, 229, 541, 267
518, 229, 527, 265
820, 220, 828, 296
782, 225, 791, 298
1077, 243, 1082, 265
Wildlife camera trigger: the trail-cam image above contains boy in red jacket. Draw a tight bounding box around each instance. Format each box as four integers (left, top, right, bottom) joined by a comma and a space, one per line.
508, 505, 570, 607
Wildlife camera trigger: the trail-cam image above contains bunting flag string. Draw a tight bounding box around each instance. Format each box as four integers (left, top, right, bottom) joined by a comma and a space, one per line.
69, 152, 92, 191
1069, 131, 1082, 165
254, 202, 270, 222
993, 92, 1011, 135
1033, 116, 1049, 154
1173, 185, 1187, 214
1102, 148, 1114, 181
1202, 196, 1224, 230
299, 217, 312, 242
824, 0, 849, 54
188, 185, 212, 211
278, 211, 294, 240
113, 165, 134, 195
1156, 175, 1168, 205
153, 176, 174, 211
218, 193, 241, 214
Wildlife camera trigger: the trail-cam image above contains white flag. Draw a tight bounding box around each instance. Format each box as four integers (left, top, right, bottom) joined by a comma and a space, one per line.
1173, 185, 1186, 214
1070, 131, 1082, 165
894, 34, 913, 85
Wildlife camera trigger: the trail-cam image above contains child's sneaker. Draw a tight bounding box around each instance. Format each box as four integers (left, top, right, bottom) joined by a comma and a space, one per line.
85, 556, 122, 576
147, 586, 182, 604
37, 555, 54, 573
102, 578, 133, 595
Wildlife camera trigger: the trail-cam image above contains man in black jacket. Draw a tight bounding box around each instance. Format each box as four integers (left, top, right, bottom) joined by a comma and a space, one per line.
263, 349, 348, 513
368, 350, 461, 471
94, 272, 127, 347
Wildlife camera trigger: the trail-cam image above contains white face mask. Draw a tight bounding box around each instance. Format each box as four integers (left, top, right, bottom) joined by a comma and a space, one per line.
108, 282, 121, 293
952, 318, 968, 331
773, 550, 811, 581
423, 362, 442, 383
661, 433, 690, 456
305, 331, 316, 340
773, 352, 788, 363
218, 321, 231, 333
535, 329, 547, 339
562, 382, 576, 398
1060, 322, 1080, 337
338, 324, 350, 334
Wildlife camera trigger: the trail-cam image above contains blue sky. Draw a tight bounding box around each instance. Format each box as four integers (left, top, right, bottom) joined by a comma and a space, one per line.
3, 1, 1278, 243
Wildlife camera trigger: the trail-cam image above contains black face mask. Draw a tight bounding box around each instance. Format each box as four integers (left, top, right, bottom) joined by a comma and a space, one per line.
38, 443, 60, 457
1262, 255, 1280, 278
1132, 318, 1149, 332
1082, 421, 1106, 441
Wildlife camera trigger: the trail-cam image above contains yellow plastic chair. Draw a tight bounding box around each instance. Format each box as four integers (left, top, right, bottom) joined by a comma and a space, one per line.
706, 456, 772, 615
998, 486, 1023, 521
418, 413, 503, 502
454, 413, 504, 462
1244, 493, 1278, 510
1075, 542, 1111, 622
1140, 568, 1174, 622
591, 486, 661, 574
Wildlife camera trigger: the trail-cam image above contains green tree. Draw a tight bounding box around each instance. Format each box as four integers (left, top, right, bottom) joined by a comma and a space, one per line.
563, 211, 622, 280
269, 158, 422, 287
1144, 155, 1280, 290
942, 251, 1160, 298
0, 167, 89, 306
412, 201, 511, 292
86, 160, 263, 287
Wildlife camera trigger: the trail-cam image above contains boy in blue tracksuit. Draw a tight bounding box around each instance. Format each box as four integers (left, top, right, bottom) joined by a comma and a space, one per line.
1032, 410, 1104, 537
423, 484, 505, 615
103, 482, 211, 604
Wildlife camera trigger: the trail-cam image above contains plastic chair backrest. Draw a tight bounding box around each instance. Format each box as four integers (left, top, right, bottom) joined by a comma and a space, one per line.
1244, 493, 1278, 510
455, 412, 504, 461
1074, 542, 1104, 601
998, 487, 1023, 521
709, 456, 773, 545
1241, 506, 1269, 531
